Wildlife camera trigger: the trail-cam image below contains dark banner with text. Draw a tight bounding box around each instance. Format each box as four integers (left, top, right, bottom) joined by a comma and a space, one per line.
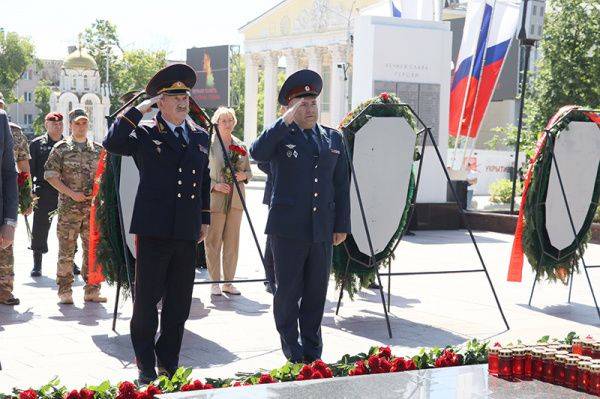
186, 45, 229, 109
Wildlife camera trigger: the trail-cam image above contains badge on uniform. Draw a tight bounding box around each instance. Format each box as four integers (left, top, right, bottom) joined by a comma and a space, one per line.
331, 149, 340, 154
198, 144, 208, 154
153, 140, 162, 154
285, 144, 298, 158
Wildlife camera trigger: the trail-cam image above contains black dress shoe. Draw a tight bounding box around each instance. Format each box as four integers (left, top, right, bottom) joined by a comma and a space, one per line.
73, 264, 81, 275
137, 369, 157, 385
368, 282, 381, 289
30, 267, 41, 277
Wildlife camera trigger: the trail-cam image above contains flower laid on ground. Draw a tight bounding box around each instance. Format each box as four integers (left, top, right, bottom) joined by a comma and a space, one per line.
3, 333, 582, 398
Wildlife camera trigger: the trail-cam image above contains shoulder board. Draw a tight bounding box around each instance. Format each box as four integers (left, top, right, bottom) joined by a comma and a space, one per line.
53, 140, 68, 149
31, 135, 45, 143
139, 119, 157, 129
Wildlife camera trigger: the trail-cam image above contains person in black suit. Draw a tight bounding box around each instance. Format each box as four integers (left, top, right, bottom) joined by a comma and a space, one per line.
250, 69, 351, 363
103, 64, 211, 384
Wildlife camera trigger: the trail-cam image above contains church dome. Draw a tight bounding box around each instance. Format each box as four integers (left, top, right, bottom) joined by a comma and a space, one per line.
63, 48, 98, 70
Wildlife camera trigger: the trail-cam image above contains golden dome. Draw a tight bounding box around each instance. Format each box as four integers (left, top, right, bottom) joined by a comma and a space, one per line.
63, 48, 98, 71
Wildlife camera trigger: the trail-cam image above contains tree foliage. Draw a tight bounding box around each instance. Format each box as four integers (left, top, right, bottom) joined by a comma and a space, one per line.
81, 19, 167, 110
525, 0, 600, 133
32, 80, 52, 135
0, 31, 36, 103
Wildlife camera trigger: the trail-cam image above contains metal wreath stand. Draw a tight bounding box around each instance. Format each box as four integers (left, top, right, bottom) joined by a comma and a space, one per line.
106, 94, 273, 332
526, 108, 600, 321
335, 102, 510, 338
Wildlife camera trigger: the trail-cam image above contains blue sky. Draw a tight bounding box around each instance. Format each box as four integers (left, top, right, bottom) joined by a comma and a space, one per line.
1, 0, 282, 60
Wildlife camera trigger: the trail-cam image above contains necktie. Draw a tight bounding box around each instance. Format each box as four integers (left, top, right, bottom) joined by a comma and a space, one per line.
174, 126, 187, 148
303, 128, 319, 154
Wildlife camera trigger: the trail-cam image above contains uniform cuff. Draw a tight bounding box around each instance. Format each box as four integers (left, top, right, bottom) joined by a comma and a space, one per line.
43, 171, 60, 180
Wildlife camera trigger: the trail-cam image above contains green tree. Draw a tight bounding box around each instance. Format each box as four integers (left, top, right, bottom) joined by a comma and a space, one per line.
32, 80, 52, 135
526, 0, 600, 133
81, 19, 122, 86
229, 51, 245, 140
111, 49, 167, 109
0, 31, 36, 103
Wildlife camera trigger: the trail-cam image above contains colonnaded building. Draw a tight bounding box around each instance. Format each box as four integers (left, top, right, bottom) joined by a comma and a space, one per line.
239, 0, 545, 148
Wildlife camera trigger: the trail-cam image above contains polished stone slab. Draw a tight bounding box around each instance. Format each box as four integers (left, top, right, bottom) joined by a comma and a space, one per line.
159, 365, 597, 399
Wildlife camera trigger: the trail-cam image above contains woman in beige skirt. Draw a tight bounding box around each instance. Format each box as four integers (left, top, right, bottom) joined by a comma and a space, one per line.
206, 107, 252, 296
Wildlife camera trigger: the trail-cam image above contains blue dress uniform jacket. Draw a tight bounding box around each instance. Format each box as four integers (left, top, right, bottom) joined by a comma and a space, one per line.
250, 118, 350, 243
103, 107, 211, 241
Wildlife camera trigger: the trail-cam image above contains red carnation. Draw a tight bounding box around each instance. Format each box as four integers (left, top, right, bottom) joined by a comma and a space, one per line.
17, 171, 29, 187
19, 390, 38, 399
391, 357, 406, 372
145, 385, 162, 398
79, 389, 95, 399
65, 390, 80, 399
368, 355, 381, 373
134, 392, 149, 399
180, 384, 195, 392
232, 381, 243, 387
404, 359, 416, 370
119, 382, 136, 394
379, 92, 390, 102
258, 374, 275, 384
348, 361, 366, 376
229, 144, 247, 157
203, 384, 214, 389
379, 358, 392, 373
296, 374, 306, 381
324, 369, 333, 378
193, 380, 204, 390
378, 346, 392, 359
311, 371, 324, 379
300, 365, 314, 378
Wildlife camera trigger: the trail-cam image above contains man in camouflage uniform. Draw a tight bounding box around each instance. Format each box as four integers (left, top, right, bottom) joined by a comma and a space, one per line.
44, 108, 105, 304
0, 92, 31, 305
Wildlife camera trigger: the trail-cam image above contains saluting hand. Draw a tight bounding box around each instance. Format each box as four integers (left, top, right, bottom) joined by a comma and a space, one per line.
282, 99, 304, 126
135, 96, 161, 114
333, 233, 347, 246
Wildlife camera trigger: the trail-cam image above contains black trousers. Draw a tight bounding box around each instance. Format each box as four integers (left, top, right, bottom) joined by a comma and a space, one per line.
30, 187, 58, 253
131, 236, 196, 373
271, 235, 332, 362
264, 235, 276, 287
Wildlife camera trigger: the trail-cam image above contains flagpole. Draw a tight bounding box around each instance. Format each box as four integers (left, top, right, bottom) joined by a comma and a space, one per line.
510, 0, 537, 214
465, 0, 519, 165
461, 0, 497, 169
451, 0, 486, 169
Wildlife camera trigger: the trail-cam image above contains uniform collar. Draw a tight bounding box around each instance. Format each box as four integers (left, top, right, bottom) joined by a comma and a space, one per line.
162, 116, 187, 134
66, 136, 94, 151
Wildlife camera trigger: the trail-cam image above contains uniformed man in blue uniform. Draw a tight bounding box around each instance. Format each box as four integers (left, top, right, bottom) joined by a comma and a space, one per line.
250, 69, 350, 363
103, 64, 211, 384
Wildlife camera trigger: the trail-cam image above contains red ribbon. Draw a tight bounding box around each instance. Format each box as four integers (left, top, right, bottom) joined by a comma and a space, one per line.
88, 150, 107, 285
507, 106, 585, 282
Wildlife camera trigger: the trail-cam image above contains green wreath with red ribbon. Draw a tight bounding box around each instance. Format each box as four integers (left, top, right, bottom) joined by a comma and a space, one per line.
332, 92, 418, 298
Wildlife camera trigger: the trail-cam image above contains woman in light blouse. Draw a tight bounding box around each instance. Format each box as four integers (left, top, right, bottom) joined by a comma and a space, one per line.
206, 107, 252, 296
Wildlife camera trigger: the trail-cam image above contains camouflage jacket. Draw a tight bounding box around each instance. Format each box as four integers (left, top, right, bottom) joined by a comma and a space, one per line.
44, 137, 102, 210
9, 123, 30, 163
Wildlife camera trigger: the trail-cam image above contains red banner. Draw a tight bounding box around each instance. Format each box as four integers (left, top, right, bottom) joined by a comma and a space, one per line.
88, 150, 107, 285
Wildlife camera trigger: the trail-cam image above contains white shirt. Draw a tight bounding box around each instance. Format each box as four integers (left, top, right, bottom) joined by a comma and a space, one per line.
163, 119, 189, 143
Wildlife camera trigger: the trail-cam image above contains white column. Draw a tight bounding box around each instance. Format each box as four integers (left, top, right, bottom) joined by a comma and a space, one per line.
329, 45, 347, 127
262, 51, 279, 129
283, 49, 302, 78
243, 53, 259, 143
306, 47, 324, 113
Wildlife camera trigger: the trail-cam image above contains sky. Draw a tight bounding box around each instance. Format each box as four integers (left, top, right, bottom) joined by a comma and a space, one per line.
1, 0, 283, 60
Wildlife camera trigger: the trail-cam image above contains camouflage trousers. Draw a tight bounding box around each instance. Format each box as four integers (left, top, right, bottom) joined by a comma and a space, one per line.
0, 245, 15, 302
56, 206, 99, 296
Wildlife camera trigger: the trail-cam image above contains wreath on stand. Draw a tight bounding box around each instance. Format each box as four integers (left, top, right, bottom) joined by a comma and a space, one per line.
332, 92, 418, 298
509, 106, 600, 284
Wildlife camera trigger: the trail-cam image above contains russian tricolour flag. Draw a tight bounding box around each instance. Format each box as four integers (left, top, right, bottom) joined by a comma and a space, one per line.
390, 0, 434, 20
449, 0, 520, 138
